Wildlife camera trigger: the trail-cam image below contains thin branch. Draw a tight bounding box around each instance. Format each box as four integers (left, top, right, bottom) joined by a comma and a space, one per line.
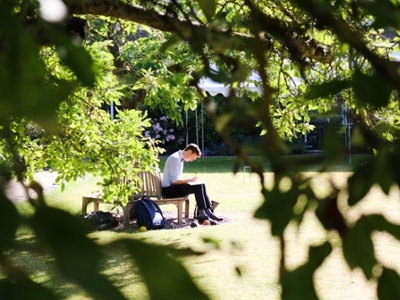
74, 0, 332, 63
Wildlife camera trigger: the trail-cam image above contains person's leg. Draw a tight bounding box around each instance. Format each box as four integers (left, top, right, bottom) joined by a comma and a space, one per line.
163, 184, 209, 207
162, 184, 193, 198
163, 184, 207, 218
163, 184, 222, 221
163, 184, 215, 219
191, 184, 210, 219
194, 184, 210, 209
190, 184, 222, 221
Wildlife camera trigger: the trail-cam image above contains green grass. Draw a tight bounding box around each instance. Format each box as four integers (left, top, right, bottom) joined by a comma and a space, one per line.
158, 153, 372, 174
7, 154, 399, 300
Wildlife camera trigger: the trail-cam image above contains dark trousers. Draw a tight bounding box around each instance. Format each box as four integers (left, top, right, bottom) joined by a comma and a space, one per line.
162, 184, 212, 210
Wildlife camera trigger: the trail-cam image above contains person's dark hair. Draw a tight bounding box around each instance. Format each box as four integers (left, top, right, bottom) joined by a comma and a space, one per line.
184, 143, 201, 157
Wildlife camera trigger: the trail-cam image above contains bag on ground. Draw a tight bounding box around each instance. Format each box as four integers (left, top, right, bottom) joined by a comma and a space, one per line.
83, 211, 118, 231
133, 196, 166, 229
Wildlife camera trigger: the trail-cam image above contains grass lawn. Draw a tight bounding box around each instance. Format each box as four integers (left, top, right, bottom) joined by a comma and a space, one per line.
6, 154, 400, 300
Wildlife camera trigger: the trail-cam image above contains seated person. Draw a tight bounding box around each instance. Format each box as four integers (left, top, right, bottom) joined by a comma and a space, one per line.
161, 143, 223, 223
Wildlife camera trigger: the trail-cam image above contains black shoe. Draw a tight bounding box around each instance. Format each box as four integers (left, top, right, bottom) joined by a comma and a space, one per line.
207, 213, 223, 222
210, 220, 219, 226
198, 216, 210, 224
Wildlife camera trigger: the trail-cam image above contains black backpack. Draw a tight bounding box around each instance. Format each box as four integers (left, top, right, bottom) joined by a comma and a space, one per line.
83, 211, 118, 231
133, 196, 166, 229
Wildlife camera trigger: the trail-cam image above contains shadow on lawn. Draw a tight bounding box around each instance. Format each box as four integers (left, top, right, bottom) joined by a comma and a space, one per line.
10, 232, 147, 298
112, 211, 230, 233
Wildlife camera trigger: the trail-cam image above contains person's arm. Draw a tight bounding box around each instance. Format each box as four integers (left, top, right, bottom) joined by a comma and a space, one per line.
172, 177, 198, 185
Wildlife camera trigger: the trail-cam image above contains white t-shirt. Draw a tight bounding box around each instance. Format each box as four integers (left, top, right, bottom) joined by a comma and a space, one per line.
161, 150, 183, 187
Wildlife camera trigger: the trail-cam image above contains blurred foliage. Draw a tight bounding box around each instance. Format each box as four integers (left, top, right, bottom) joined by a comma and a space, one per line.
2, 0, 400, 299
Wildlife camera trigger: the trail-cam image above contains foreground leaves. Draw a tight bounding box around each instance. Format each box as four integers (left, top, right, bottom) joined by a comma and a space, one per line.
0, 191, 20, 253
281, 242, 332, 300
0, 198, 211, 300
30, 205, 126, 300
378, 268, 400, 300
343, 214, 400, 280
254, 178, 315, 237
0, 276, 57, 300
122, 239, 210, 300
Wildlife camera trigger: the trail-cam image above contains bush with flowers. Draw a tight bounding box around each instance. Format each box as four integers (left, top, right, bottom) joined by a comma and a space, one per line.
144, 115, 185, 153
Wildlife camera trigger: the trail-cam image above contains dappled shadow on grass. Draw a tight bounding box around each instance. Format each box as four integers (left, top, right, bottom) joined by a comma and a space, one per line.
98, 252, 145, 293
112, 211, 230, 234
5, 236, 90, 299
6, 231, 148, 299
6, 235, 55, 270
39, 245, 147, 299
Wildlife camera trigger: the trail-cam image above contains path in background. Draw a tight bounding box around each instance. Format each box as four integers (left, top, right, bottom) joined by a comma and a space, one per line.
5, 170, 59, 203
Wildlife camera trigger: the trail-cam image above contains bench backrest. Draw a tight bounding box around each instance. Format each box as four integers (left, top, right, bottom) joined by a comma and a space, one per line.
136, 169, 163, 200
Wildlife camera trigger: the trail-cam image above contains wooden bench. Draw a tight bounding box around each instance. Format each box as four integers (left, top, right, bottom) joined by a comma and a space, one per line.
82, 169, 190, 226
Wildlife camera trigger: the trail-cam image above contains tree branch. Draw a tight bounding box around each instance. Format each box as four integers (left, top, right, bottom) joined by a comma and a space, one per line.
74, 0, 332, 63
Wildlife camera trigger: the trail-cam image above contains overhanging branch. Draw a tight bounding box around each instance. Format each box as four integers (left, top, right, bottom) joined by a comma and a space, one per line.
74, 0, 332, 63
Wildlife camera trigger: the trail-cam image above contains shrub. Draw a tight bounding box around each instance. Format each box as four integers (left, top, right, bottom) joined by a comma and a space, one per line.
144, 116, 185, 154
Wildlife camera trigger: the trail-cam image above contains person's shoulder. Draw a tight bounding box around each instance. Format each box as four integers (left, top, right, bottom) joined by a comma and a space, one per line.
171, 150, 181, 159
166, 150, 180, 161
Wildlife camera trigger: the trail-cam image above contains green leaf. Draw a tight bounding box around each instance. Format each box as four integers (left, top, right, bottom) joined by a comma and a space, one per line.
366, 214, 400, 241
44, 23, 96, 87
0, 277, 57, 300
196, 0, 217, 22
340, 43, 350, 55
281, 242, 332, 300
304, 79, 350, 99
342, 217, 377, 279
322, 128, 342, 163
215, 113, 233, 133
375, 150, 394, 195
235, 266, 242, 277
363, 1, 400, 30
315, 193, 347, 235
0, 11, 71, 132
352, 70, 392, 108
30, 205, 126, 300
378, 268, 400, 300
254, 184, 299, 237
0, 191, 21, 253
123, 239, 210, 300
347, 161, 375, 206
160, 34, 182, 52
29, 79, 75, 132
